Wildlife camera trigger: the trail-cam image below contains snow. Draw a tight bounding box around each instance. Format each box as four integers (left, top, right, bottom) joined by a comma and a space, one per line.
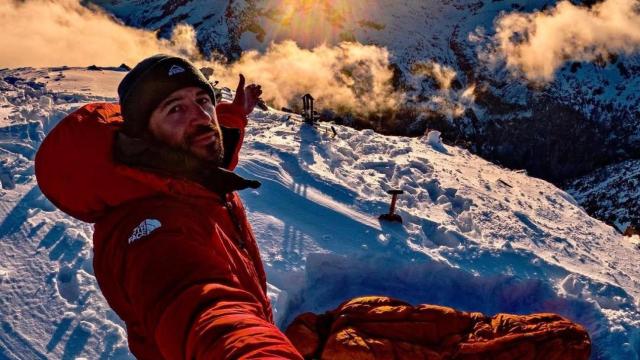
425, 130, 445, 152
38, 68, 123, 99
569, 159, 640, 232
0, 66, 638, 359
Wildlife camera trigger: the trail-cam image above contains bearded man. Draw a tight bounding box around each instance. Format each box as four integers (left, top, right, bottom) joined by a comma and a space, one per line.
36, 54, 303, 359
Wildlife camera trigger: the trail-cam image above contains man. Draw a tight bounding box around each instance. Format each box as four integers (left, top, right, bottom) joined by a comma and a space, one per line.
35, 54, 303, 359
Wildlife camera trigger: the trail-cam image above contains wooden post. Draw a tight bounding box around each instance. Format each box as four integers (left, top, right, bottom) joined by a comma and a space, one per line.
302, 93, 315, 123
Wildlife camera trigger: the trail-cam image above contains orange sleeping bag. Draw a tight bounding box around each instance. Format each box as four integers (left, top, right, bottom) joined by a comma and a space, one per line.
285, 296, 591, 360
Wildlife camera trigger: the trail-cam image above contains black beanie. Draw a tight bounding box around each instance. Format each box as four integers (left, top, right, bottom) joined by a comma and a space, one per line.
118, 54, 216, 137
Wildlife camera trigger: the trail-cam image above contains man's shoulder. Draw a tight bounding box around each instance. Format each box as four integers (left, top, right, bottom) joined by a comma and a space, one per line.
127, 196, 195, 213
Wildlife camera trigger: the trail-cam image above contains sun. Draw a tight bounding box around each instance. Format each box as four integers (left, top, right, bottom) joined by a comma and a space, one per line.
255, 0, 378, 47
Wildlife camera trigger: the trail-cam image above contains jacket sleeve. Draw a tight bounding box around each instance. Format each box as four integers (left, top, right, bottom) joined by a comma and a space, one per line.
123, 220, 302, 360
215, 102, 247, 171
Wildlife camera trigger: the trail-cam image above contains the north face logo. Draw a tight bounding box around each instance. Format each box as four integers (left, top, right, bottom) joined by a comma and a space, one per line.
128, 219, 162, 244
168, 65, 185, 76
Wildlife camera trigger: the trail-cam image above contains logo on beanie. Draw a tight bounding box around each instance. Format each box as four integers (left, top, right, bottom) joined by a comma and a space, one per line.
168, 65, 185, 76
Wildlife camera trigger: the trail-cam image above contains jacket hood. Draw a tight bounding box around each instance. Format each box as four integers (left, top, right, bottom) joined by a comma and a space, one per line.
35, 103, 250, 223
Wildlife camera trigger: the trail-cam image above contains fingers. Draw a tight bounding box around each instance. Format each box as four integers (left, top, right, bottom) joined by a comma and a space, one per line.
232, 74, 246, 107
236, 73, 246, 94
246, 84, 263, 97
232, 74, 264, 114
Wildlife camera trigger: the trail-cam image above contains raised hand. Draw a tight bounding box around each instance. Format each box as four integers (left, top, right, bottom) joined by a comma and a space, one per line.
232, 74, 263, 116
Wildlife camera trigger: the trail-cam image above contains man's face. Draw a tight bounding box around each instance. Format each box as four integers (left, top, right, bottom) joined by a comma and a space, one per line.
148, 87, 224, 164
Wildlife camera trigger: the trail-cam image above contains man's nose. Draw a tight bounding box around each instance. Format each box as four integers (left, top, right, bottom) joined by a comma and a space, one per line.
186, 101, 212, 126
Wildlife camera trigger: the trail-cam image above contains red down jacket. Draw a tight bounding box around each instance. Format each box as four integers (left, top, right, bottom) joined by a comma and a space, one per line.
35, 102, 302, 359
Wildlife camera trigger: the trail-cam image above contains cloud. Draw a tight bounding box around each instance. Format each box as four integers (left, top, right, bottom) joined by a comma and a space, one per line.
411, 61, 458, 90
205, 40, 402, 116
0, 0, 197, 68
0, 0, 401, 115
407, 61, 475, 120
493, 0, 640, 81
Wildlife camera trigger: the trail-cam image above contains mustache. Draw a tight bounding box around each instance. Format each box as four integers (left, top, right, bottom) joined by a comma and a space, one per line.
185, 123, 218, 145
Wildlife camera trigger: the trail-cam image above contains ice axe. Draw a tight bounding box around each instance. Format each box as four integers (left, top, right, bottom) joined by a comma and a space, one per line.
379, 189, 404, 223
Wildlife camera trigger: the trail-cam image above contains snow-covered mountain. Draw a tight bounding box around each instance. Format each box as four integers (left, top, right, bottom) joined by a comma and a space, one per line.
0, 66, 639, 359
91, 0, 640, 178
568, 159, 640, 233
89, 0, 640, 232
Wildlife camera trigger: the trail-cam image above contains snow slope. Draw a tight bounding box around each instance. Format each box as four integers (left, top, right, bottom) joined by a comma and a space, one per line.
568, 159, 640, 233
0, 67, 639, 359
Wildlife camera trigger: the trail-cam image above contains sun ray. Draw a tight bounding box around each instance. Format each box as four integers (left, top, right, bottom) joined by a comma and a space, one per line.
255, 0, 380, 47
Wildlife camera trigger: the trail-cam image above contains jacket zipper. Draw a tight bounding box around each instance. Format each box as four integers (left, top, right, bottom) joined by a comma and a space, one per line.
223, 194, 246, 250
222, 195, 269, 317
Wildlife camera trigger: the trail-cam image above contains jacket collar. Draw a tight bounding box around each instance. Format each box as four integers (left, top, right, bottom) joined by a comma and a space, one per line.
113, 131, 260, 197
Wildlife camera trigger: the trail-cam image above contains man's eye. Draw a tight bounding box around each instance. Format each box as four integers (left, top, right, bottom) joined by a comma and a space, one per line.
197, 97, 211, 105
169, 105, 182, 114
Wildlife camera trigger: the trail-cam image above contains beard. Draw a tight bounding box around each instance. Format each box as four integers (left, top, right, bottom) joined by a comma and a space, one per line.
183, 122, 224, 167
